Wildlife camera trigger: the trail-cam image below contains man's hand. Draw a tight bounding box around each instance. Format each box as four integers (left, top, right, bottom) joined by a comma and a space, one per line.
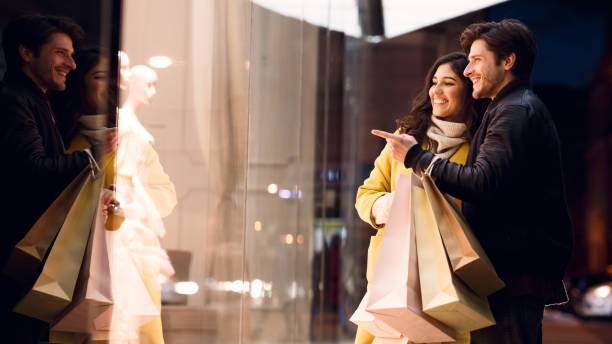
371, 129, 418, 164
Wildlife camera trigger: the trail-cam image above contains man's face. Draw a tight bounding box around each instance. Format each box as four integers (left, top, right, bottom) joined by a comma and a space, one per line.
464, 39, 506, 99
21, 32, 76, 92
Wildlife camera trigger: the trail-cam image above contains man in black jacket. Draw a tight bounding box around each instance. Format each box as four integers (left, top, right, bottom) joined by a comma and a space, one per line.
0, 14, 103, 341
374, 19, 573, 343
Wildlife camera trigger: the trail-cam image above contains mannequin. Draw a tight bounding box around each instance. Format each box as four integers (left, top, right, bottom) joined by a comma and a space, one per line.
113, 64, 177, 344
118, 51, 130, 91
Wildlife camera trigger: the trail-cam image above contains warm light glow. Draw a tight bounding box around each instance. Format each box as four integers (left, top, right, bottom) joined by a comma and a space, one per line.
250, 279, 264, 299
148, 55, 173, 69
254, 221, 262, 231
174, 281, 199, 295
284, 234, 294, 245
267, 183, 278, 194
297, 234, 304, 244
594, 285, 611, 299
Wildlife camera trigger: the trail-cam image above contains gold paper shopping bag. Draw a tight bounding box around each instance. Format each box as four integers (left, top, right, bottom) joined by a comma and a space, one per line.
412, 176, 495, 332
13, 172, 102, 322
421, 174, 505, 297
364, 174, 456, 343
2, 167, 91, 287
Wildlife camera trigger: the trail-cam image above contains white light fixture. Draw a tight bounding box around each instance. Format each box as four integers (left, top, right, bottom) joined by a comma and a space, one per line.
148, 56, 173, 69
278, 189, 292, 199
174, 281, 199, 295
251, 0, 508, 39
382, 0, 508, 38
254, 221, 262, 231
267, 183, 278, 194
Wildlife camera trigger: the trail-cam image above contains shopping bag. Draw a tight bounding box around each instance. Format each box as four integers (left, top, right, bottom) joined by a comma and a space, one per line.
350, 290, 404, 339
421, 174, 504, 297
13, 172, 102, 322
372, 336, 410, 344
412, 175, 495, 332
2, 167, 91, 286
88, 229, 160, 340
51, 184, 114, 333
365, 174, 456, 343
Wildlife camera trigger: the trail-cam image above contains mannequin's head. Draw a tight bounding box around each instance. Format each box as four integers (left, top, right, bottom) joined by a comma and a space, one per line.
128, 65, 157, 105
118, 50, 130, 90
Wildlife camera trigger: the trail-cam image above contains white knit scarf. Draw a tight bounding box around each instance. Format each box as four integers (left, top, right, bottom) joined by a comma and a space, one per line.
426, 115, 468, 159
78, 114, 108, 146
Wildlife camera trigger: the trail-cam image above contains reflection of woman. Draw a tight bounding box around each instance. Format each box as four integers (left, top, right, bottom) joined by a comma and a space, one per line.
354, 52, 482, 344
49, 47, 118, 342
51, 47, 116, 201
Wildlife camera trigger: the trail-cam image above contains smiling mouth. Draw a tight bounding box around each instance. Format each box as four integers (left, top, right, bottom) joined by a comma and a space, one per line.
433, 99, 448, 104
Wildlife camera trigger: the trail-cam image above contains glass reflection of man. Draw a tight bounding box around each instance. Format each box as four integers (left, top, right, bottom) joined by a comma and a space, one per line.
0, 14, 113, 343
115, 64, 177, 343
374, 19, 573, 344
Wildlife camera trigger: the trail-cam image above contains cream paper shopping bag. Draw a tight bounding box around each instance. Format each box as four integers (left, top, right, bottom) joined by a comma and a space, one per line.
412, 176, 495, 332
421, 174, 504, 297
13, 173, 102, 322
51, 184, 114, 333
365, 174, 456, 343
350, 290, 405, 339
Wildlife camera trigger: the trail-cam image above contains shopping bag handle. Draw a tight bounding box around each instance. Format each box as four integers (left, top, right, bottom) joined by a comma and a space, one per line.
424, 155, 441, 177
83, 149, 102, 179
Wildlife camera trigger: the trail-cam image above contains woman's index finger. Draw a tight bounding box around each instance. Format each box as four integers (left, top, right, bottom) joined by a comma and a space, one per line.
371, 129, 399, 141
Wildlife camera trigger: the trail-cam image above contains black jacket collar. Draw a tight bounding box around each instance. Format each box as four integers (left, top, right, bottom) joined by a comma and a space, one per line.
487, 79, 531, 110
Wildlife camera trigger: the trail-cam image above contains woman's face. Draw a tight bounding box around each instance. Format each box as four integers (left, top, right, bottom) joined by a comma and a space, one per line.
83, 57, 109, 114
429, 63, 466, 122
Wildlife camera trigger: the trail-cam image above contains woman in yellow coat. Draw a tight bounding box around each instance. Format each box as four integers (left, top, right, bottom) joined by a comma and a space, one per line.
354, 52, 485, 344
49, 47, 117, 343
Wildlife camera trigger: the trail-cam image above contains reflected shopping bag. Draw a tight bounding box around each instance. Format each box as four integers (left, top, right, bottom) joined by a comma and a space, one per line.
412, 175, 495, 332
88, 229, 159, 341
365, 174, 456, 343
13, 172, 102, 322
2, 167, 91, 287
51, 184, 114, 333
421, 173, 504, 297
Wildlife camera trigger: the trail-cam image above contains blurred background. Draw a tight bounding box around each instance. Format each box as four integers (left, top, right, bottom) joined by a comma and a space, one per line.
0, 0, 610, 343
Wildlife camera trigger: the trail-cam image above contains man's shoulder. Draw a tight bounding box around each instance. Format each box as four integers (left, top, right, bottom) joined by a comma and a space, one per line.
0, 80, 29, 103
0, 80, 39, 115
494, 87, 549, 121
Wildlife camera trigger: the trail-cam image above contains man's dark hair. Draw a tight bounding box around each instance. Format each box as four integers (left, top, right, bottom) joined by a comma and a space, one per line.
460, 19, 537, 81
2, 14, 84, 69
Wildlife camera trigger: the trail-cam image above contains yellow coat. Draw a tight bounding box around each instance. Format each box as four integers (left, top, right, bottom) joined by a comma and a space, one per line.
354, 137, 469, 344
65, 134, 116, 188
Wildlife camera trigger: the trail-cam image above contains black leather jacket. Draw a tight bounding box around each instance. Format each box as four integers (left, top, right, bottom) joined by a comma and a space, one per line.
405, 81, 574, 280
0, 70, 91, 272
